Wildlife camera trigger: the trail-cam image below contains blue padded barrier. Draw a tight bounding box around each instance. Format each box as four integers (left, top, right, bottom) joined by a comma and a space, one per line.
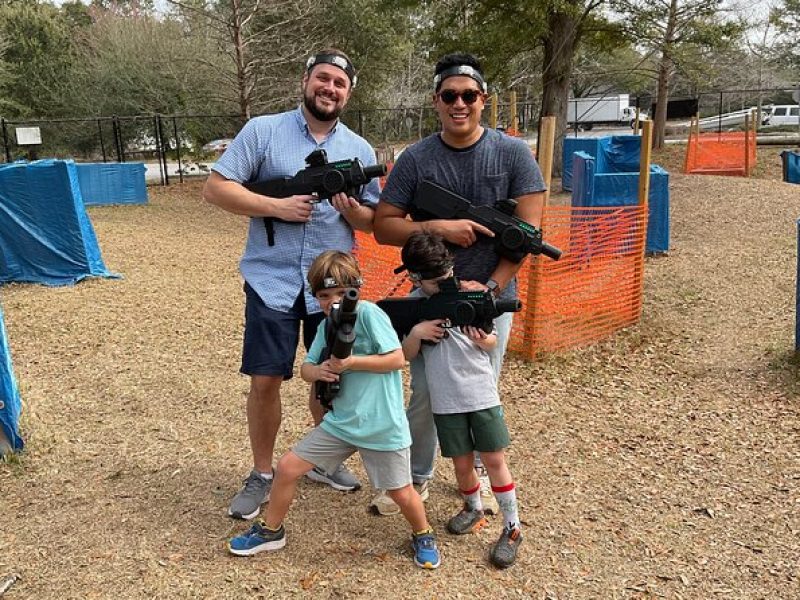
76, 162, 148, 206
783, 151, 800, 185
0, 303, 23, 451
571, 152, 670, 254
0, 160, 117, 286
562, 135, 642, 191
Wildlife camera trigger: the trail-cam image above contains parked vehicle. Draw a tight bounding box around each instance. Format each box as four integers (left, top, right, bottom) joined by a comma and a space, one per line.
762, 105, 800, 127
567, 94, 648, 130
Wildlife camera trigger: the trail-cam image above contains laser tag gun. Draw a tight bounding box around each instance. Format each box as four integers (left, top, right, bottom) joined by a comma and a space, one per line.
315, 288, 359, 411
243, 149, 387, 246
413, 179, 562, 262
376, 277, 521, 341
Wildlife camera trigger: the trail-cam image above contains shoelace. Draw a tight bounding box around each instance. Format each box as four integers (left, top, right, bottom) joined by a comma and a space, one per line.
243, 474, 267, 493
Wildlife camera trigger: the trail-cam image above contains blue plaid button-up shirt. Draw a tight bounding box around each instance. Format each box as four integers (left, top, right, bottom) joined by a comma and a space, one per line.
212, 107, 379, 314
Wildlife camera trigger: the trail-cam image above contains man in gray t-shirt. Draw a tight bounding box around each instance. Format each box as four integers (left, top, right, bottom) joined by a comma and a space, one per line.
370, 52, 547, 518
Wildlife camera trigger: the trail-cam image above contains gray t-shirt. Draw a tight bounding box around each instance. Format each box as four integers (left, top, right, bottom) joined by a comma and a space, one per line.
410, 289, 500, 414
380, 128, 547, 301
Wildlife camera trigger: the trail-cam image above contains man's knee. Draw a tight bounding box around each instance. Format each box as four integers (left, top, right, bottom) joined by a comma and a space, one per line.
249, 375, 283, 402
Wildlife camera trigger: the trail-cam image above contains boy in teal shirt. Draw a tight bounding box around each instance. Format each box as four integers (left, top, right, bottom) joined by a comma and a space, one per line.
227, 250, 441, 569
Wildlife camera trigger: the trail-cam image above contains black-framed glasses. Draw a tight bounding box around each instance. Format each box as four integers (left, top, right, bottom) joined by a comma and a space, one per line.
437, 89, 483, 105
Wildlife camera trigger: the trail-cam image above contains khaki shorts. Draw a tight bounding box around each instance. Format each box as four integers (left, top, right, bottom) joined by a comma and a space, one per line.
433, 405, 510, 458
293, 426, 412, 490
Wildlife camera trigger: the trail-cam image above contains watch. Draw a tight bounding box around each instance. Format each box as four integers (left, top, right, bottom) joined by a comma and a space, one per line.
486, 278, 500, 296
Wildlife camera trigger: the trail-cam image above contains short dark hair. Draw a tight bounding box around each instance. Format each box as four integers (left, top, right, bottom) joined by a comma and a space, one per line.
434, 53, 483, 78
433, 53, 486, 92
401, 232, 454, 280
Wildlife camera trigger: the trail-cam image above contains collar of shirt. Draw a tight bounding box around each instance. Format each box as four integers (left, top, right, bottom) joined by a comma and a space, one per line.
294, 105, 339, 142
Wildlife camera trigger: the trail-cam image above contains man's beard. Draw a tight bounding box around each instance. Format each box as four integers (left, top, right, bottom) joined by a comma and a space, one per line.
303, 90, 342, 122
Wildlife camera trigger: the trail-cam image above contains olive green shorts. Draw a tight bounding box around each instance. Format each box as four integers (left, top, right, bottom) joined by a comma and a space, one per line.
433, 406, 510, 458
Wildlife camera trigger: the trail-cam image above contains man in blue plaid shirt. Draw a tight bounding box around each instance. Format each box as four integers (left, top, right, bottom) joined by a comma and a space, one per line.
203, 48, 380, 520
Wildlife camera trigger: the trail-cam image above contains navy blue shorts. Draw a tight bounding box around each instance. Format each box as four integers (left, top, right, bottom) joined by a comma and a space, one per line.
240, 283, 325, 379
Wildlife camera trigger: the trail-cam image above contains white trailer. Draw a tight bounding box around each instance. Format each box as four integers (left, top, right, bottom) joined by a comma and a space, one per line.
567, 94, 646, 130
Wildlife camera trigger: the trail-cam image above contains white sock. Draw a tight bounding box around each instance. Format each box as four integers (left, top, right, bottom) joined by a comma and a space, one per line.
461, 483, 483, 512
258, 470, 273, 481
492, 482, 520, 531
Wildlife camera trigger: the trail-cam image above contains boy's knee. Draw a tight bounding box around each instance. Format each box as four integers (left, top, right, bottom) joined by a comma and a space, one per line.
275, 452, 308, 480
387, 484, 414, 506
479, 450, 505, 470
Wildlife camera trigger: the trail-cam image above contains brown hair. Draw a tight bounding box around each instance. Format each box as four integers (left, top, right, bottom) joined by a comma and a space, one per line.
307, 250, 362, 295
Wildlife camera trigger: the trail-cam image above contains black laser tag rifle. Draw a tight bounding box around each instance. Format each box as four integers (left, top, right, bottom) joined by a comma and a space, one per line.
413, 179, 562, 262
243, 149, 387, 246
315, 288, 359, 411
376, 277, 521, 341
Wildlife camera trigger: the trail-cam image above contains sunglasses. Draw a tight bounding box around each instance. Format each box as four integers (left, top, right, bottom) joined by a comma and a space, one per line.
437, 89, 483, 105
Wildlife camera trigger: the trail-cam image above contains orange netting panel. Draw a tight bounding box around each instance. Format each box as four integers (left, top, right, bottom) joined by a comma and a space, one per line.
510, 205, 647, 357
684, 129, 757, 176
354, 202, 647, 359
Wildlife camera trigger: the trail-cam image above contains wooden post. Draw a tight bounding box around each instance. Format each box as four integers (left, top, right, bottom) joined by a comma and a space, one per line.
639, 120, 653, 205
634, 107, 641, 134
489, 93, 498, 129
752, 108, 758, 171
525, 116, 556, 359
509, 90, 518, 133
744, 112, 750, 177
634, 120, 653, 319
683, 115, 696, 174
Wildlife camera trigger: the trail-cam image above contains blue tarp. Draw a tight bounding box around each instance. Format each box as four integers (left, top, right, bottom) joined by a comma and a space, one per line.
562, 135, 642, 191
0, 303, 23, 451
571, 150, 670, 254
783, 151, 800, 185
0, 160, 117, 286
76, 162, 148, 206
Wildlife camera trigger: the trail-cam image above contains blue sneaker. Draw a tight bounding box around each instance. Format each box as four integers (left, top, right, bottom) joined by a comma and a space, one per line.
411, 529, 441, 569
227, 519, 286, 556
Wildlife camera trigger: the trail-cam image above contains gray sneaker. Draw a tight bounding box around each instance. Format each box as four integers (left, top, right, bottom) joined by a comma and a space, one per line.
228, 470, 272, 520
490, 526, 523, 568
305, 464, 361, 491
446, 504, 488, 535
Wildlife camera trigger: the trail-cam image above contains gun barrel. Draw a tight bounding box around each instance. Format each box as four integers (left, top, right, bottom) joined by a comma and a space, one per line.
541, 241, 562, 260
340, 288, 359, 313
495, 299, 522, 315
363, 164, 388, 180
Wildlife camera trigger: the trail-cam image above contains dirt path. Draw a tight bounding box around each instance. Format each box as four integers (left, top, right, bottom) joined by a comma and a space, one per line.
1, 162, 799, 598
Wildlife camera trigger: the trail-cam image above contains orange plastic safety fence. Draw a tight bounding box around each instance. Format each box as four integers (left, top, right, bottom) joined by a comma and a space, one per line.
510, 205, 648, 357
684, 130, 757, 176
354, 203, 648, 359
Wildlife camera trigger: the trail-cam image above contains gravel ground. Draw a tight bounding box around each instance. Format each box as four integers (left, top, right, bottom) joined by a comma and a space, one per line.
1, 146, 799, 599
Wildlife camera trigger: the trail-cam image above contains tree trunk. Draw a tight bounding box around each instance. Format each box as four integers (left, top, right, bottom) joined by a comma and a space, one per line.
653, 0, 678, 150
653, 53, 671, 149
540, 7, 579, 177
229, 0, 250, 122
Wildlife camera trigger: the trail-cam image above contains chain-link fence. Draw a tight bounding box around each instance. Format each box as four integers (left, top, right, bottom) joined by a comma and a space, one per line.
2, 87, 797, 185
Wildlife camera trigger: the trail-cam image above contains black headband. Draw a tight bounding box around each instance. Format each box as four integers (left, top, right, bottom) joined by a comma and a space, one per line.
393, 262, 454, 281
433, 65, 488, 93
306, 53, 358, 88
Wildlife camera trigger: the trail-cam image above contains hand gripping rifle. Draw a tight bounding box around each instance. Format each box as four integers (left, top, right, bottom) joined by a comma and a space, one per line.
315, 288, 359, 411
243, 149, 387, 246
376, 277, 521, 341
413, 180, 562, 262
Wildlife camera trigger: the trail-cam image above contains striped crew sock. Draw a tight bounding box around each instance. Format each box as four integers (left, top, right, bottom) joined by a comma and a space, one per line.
492, 482, 521, 531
